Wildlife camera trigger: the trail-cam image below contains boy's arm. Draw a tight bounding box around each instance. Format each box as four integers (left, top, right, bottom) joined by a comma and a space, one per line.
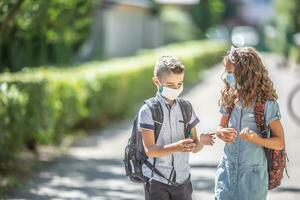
141, 128, 195, 158
191, 127, 203, 153
192, 127, 217, 153
186, 104, 203, 153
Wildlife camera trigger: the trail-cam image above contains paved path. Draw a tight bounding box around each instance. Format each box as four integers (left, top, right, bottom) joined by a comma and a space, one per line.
6, 54, 300, 200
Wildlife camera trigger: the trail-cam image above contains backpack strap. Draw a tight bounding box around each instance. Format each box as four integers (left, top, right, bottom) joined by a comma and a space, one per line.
143, 160, 181, 187
177, 98, 193, 138
254, 100, 268, 138
144, 97, 164, 182
144, 97, 163, 142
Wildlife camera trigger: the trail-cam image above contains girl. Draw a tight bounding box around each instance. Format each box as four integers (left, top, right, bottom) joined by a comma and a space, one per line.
215, 47, 285, 200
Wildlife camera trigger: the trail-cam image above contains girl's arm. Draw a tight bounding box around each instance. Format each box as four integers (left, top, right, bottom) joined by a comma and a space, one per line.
216, 114, 237, 143
240, 119, 285, 150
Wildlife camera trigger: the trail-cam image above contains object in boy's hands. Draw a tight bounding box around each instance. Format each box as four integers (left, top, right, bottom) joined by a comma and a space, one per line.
188, 130, 193, 139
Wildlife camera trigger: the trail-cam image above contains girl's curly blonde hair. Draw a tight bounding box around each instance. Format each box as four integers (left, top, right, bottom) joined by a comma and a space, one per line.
220, 47, 278, 109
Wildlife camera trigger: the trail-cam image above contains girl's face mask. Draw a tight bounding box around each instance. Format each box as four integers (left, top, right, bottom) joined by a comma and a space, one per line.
223, 72, 241, 89
225, 72, 236, 86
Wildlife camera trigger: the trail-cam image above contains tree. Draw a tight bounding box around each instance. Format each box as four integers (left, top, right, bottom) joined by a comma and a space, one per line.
274, 0, 300, 53
0, 0, 95, 72
190, 0, 225, 37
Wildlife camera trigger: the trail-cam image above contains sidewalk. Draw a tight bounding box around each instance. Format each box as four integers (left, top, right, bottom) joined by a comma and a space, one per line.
5, 54, 300, 200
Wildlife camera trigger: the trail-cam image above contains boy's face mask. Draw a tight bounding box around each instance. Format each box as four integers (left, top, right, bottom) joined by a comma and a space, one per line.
159, 84, 183, 100
156, 78, 183, 100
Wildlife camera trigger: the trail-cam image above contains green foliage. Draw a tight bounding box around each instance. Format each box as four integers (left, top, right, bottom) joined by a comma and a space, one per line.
268, 0, 300, 55
0, 0, 94, 72
190, 0, 225, 37
160, 7, 198, 42
0, 83, 27, 164
0, 40, 227, 168
275, 0, 300, 34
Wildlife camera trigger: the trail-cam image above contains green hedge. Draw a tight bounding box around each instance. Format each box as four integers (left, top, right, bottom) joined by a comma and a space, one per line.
0, 40, 227, 166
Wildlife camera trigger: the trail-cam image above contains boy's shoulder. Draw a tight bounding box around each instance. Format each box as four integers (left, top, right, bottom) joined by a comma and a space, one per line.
139, 103, 150, 113
138, 96, 157, 115
138, 104, 150, 117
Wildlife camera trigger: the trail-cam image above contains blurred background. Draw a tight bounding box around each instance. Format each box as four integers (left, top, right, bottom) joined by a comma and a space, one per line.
0, 0, 300, 199
1, 0, 299, 72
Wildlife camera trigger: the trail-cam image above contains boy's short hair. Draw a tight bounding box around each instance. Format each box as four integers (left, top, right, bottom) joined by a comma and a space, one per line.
154, 56, 185, 80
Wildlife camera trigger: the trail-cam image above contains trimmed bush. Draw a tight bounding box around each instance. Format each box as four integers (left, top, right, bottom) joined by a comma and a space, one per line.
0, 84, 27, 167
0, 40, 227, 166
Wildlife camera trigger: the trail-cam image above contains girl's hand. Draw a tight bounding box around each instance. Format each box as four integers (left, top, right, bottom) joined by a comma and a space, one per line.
199, 133, 216, 146
240, 127, 259, 142
216, 128, 237, 144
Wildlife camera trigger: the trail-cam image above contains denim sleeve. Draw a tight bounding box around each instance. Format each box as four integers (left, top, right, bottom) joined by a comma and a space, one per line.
138, 104, 154, 131
265, 101, 281, 126
219, 106, 229, 116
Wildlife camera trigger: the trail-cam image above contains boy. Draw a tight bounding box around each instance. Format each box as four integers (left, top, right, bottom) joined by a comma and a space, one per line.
138, 56, 215, 200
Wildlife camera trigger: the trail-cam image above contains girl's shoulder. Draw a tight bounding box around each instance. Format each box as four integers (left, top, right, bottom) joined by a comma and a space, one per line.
264, 100, 280, 110
264, 100, 281, 125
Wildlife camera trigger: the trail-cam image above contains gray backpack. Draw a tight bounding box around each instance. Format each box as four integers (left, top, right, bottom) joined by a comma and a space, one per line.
123, 97, 193, 186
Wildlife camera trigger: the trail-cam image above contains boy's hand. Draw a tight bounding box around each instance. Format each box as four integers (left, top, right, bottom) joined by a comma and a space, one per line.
216, 128, 237, 144
175, 138, 196, 152
199, 133, 216, 146
240, 127, 258, 143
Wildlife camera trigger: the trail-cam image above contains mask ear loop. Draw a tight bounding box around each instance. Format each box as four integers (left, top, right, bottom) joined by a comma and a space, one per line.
221, 70, 227, 82
221, 52, 232, 87
155, 77, 164, 93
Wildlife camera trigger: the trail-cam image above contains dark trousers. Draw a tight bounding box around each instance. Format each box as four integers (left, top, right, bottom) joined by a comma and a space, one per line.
144, 180, 193, 200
